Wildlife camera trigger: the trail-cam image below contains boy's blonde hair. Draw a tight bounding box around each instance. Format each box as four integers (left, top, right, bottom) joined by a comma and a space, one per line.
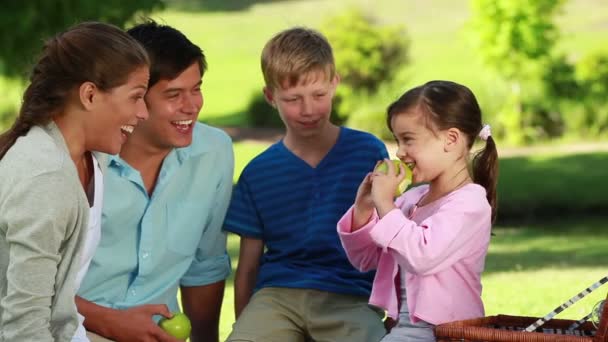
261, 27, 336, 90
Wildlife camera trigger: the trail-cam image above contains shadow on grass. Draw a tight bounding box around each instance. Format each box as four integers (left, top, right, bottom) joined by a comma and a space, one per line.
496, 152, 608, 224
485, 218, 608, 274
164, 0, 292, 12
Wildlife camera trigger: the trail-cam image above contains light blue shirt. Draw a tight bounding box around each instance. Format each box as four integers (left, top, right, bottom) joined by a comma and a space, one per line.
78, 123, 233, 313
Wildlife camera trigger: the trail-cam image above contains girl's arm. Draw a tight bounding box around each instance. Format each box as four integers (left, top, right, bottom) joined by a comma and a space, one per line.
337, 206, 383, 272
369, 189, 491, 276
1, 173, 77, 341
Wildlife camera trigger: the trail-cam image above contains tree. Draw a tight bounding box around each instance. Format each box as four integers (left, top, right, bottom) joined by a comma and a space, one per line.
0, 0, 163, 77
467, 0, 564, 144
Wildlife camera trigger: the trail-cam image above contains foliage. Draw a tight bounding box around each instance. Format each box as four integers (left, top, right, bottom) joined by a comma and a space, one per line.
468, 0, 564, 81
245, 91, 282, 128
322, 8, 409, 93
0, 0, 164, 77
467, 0, 565, 145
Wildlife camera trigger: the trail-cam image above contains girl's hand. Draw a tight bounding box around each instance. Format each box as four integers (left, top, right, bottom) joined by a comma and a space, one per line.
352, 172, 375, 230
371, 159, 407, 217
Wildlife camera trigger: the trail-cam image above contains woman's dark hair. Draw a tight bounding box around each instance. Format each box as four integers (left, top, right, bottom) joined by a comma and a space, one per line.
387, 80, 499, 222
0, 21, 149, 160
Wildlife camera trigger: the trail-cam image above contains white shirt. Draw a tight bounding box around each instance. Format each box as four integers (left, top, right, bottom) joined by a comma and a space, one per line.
72, 154, 103, 342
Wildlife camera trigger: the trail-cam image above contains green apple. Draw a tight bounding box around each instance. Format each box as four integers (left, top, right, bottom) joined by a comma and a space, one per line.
374, 159, 412, 197
158, 312, 191, 341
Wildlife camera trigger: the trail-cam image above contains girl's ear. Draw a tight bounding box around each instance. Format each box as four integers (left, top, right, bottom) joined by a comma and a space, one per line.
444, 127, 461, 152
79, 81, 97, 111
263, 87, 276, 108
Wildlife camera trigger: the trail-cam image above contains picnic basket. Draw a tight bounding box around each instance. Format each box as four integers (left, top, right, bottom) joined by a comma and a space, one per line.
435, 292, 608, 341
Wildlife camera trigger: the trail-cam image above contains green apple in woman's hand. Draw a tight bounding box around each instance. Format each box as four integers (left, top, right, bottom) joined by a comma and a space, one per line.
158, 312, 191, 340
374, 159, 412, 197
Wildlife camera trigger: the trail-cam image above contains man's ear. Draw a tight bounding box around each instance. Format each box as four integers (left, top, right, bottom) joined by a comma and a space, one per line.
444, 127, 461, 152
263, 87, 275, 108
79, 81, 98, 111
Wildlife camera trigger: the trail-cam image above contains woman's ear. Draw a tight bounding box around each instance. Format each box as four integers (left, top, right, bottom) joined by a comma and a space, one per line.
78, 81, 97, 111
444, 127, 461, 152
263, 87, 276, 108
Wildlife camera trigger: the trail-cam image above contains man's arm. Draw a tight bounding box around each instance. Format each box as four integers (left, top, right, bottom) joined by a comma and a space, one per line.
75, 296, 179, 342
234, 236, 264, 318
180, 281, 225, 342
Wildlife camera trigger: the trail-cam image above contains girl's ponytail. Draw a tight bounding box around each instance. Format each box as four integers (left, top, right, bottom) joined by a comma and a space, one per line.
472, 135, 498, 222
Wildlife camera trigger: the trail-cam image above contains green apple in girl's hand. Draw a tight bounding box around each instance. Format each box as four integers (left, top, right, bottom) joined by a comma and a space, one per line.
158, 312, 191, 340
374, 159, 412, 197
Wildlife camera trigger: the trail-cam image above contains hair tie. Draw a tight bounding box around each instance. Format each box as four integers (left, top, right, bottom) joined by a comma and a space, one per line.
478, 124, 491, 141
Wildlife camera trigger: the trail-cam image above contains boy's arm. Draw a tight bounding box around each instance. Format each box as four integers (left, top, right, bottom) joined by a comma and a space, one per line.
234, 236, 264, 319
180, 281, 225, 342
75, 296, 178, 342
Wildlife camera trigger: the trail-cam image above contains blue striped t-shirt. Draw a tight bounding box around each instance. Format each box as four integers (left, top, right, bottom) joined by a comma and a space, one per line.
224, 127, 388, 297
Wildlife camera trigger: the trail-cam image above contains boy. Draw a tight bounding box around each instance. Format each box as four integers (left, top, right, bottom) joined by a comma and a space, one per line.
224, 27, 388, 342
76, 21, 233, 342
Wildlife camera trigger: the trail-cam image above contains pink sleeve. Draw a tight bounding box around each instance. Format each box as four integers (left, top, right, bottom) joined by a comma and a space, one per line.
368, 191, 491, 275
337, 206, 382, 272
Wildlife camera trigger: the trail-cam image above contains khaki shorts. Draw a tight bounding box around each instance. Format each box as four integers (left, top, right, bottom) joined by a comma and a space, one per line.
226, 287, 386, 342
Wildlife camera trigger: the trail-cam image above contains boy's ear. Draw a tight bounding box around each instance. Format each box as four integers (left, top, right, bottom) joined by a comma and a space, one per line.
263, 87, 276, 108
444, 127, 461, 152
79, 81, 98, 111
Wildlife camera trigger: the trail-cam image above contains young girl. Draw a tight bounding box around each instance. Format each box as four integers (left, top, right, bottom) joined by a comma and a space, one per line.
338, 80, 498, 341
0, 22, 149, 341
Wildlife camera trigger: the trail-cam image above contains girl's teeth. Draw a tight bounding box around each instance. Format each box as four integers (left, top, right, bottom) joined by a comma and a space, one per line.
406, 162, 415, 170
121, 125, 134, 134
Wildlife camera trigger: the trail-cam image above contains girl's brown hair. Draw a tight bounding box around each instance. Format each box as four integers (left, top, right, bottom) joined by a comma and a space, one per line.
387, 80, 499, 222
0, 21, 149, 159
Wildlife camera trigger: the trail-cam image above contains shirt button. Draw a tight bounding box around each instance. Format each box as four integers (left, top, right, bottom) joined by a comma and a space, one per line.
131, 289, 137, 296
142, 252, 150, 259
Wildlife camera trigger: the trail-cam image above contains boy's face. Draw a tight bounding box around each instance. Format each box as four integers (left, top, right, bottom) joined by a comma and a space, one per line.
264, 71, 339, 139
132, 62, 203, 151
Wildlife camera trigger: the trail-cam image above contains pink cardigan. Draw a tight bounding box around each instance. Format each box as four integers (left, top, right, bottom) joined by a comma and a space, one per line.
337, 184, 491, 325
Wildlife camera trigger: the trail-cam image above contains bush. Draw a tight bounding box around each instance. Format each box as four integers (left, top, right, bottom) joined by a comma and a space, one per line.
245, 91, 282, 128
321, 8, 410, 122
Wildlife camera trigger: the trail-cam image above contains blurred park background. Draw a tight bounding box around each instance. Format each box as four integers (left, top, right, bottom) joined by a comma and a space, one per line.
2, 0, 608, 339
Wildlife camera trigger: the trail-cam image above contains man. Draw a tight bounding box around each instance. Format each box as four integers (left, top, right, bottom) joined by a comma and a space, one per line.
76, 21, 233, 342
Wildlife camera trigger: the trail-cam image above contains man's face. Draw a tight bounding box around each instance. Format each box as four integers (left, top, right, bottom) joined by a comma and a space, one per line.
133, 62, 203, 151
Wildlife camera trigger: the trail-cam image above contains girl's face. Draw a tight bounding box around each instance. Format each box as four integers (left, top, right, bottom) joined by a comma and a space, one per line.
85, 66, 150, 154
391, 110, 451, 184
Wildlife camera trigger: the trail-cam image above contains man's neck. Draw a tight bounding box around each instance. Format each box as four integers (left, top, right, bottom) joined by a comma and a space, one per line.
119, 136, 173, 195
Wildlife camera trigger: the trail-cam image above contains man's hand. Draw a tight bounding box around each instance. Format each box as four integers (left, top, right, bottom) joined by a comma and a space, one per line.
76, 296, 183, 342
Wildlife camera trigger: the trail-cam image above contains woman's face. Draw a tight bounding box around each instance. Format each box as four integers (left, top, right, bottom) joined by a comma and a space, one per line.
85, 66, 150, 155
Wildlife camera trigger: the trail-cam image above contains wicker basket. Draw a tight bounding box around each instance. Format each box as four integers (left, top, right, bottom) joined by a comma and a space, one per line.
435, 295, 608, 342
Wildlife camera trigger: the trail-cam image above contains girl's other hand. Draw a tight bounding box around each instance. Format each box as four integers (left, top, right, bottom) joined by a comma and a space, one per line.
371, 159, 404, 217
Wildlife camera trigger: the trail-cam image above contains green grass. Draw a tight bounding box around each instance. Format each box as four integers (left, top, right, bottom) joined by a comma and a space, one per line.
498, 151, 608, 221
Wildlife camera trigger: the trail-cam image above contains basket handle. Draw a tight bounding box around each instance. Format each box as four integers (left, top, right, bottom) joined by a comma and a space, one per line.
596, 292, 608, 342
524, 276, 608, 332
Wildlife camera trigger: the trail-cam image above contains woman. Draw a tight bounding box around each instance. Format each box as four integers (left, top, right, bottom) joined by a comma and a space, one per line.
0, 21, 149, 341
